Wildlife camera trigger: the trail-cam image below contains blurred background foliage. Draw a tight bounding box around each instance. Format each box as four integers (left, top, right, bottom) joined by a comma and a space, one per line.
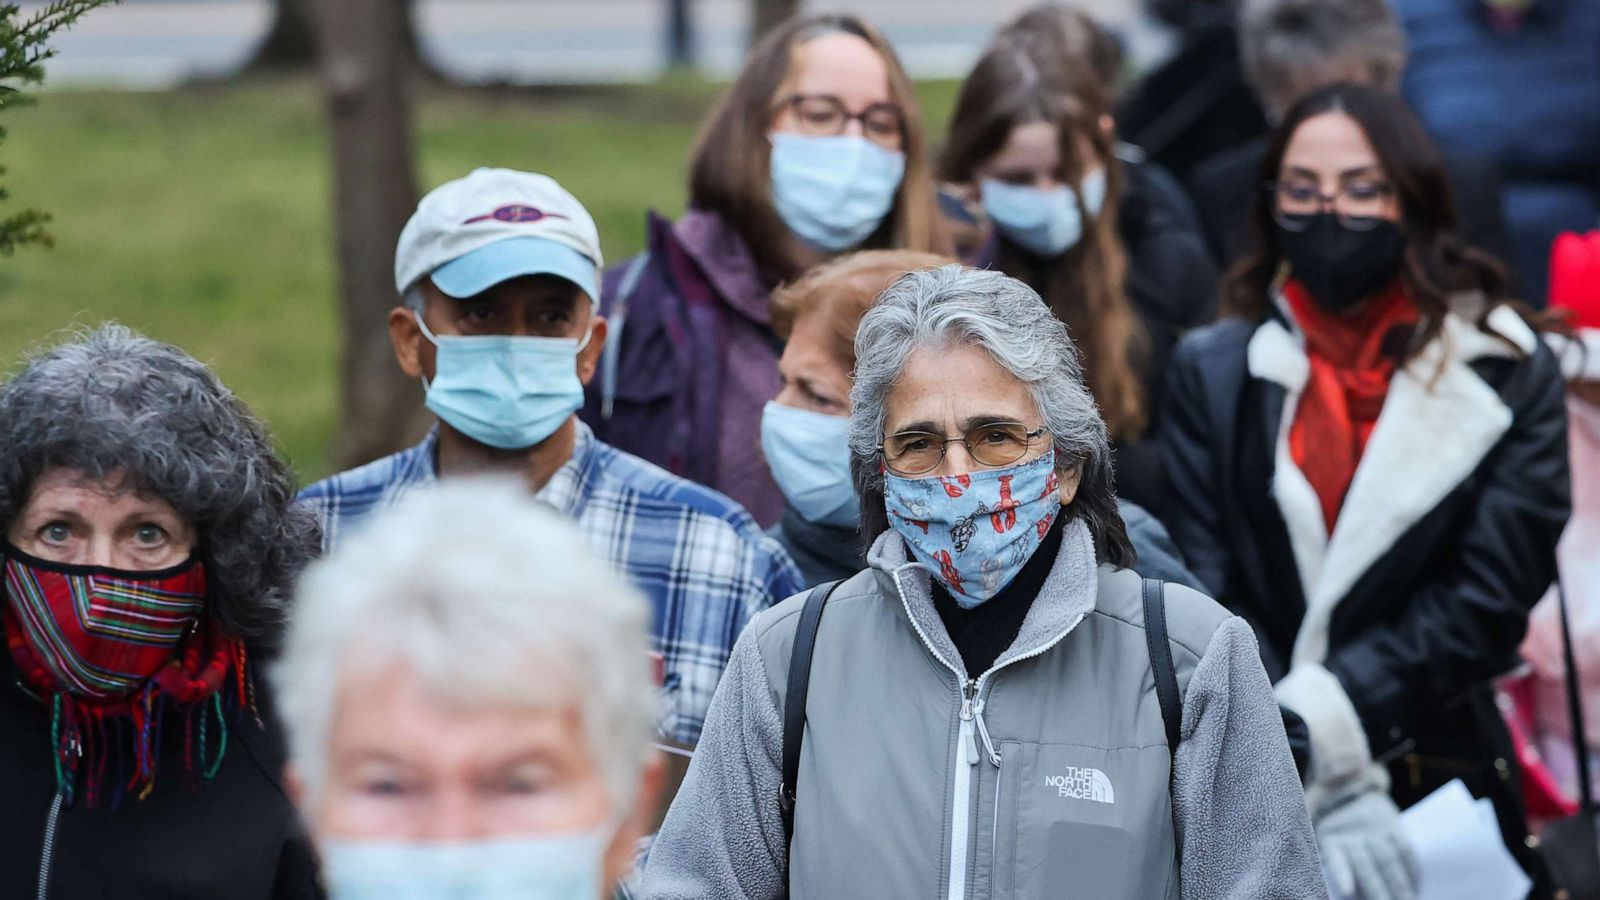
0, 76, 962, 480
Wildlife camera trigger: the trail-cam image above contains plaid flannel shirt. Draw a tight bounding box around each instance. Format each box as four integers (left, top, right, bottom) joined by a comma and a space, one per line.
297, 422, 804, 746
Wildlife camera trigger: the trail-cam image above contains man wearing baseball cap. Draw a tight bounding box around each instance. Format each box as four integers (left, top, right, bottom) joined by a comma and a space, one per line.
299, 169, 804, 756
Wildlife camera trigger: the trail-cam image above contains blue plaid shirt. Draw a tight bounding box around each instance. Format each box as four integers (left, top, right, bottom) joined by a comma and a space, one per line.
297, 422, 804, 746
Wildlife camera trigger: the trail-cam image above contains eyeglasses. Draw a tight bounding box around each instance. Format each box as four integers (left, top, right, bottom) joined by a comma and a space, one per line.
879, 422, 1049, 476
1267, 178, 1395, 232
778, 94, 905, 149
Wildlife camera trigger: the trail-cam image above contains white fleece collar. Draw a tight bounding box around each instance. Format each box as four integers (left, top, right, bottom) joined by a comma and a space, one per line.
1247, 302, 1535, 667
1547, 329, 1600, 382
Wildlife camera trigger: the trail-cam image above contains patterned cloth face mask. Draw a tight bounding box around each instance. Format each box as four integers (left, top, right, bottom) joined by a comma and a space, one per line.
2, 546, 207, 700
884, 450, 1061, 608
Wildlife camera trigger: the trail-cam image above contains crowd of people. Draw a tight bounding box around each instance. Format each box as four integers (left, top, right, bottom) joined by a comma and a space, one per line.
4, 0, 1598, 898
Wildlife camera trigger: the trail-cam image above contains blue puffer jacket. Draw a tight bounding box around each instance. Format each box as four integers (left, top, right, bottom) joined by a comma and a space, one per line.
1396, 0, 1600, 303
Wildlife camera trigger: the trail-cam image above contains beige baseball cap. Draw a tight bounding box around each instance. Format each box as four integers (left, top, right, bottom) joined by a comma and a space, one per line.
394, 167, 603, 300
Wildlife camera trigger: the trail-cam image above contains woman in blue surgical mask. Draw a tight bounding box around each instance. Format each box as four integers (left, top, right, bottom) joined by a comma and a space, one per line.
762, 250, 951, 587
582, 13, 949, 531
938, 30, 1218, 516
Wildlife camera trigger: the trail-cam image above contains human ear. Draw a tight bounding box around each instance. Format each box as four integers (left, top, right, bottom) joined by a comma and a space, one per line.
390, 307, 427, 379
576, 315, 607, 386
1057, 466, 1083, 506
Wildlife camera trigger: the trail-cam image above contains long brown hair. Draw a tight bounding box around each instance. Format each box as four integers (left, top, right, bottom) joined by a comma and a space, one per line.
940, 46, 1149, 441
1223, 83, 1548, 355
687, 14, 947, 282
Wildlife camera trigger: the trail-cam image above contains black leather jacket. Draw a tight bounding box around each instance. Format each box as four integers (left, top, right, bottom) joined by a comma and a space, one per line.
1159, 308, 1568, 872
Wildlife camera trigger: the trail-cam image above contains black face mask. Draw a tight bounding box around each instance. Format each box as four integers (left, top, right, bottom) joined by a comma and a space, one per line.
1276, 213, 1407, 313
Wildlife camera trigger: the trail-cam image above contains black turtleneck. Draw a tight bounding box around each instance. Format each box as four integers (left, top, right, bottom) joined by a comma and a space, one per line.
931, 511, 1067, 677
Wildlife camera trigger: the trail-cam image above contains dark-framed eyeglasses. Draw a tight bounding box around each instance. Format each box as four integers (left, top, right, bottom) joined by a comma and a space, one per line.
879, 422, 1049, 476
777, 93, 906, 149
1265, 178, 1395, 232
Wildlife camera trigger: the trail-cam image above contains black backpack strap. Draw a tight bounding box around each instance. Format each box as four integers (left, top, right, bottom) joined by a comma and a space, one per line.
1142, 578, 1183, 758
779, 580, 841, 846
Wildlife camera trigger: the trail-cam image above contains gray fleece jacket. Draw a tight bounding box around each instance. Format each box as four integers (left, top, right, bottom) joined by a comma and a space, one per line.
639, 520, 1325, 900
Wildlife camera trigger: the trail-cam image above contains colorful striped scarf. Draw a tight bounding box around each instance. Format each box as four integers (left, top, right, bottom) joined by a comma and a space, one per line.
2, 547, 249, 807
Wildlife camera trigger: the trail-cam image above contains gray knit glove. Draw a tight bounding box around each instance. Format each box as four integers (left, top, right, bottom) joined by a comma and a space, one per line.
1314, 767, 1418, 900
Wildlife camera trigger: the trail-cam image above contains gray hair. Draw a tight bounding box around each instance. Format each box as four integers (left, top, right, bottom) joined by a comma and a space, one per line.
0, 324, 318, 644
274, 477, 657, 810
848, 265, 1133, 566
1238, 0, 1406, 121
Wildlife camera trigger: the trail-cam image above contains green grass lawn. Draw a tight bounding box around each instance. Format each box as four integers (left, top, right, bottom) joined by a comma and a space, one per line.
0, 75, 960, 482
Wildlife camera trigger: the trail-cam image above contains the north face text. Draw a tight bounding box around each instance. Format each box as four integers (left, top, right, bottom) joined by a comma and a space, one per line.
1043, 767, 1116, 804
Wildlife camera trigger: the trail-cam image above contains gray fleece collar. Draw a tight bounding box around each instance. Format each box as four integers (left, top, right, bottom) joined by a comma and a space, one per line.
866, 518, 1099, 680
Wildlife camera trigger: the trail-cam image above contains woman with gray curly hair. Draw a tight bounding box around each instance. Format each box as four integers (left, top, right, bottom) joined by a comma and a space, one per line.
0, 325, 322, 900
642, 265, 1324, 899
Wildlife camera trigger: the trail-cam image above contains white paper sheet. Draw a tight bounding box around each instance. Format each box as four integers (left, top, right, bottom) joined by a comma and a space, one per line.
1326, 779, 1531, 900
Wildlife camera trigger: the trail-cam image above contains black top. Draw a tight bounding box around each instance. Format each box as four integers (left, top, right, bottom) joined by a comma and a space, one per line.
0, 650, 323, 900
1115, 158, 1220, 515
932, 512, 1067, 677
1113, 20, 1268, 185
769, 506, 863, 590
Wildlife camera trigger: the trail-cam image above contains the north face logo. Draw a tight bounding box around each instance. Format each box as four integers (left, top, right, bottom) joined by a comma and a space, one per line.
1043, 767, 1115, 804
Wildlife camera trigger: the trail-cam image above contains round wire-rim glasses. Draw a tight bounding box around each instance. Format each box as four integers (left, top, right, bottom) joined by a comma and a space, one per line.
879, 422, 1050, 476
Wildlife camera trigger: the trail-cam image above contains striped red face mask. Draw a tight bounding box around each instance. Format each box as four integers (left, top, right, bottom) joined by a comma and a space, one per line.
2, 546, 207, 700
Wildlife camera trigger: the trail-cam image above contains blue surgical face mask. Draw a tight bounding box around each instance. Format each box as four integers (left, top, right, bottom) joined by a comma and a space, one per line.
981, 167, 1107, 259
769, 132, 906, 252
320, 829, 608, 900
761, 401, 859, 529
416, 313, 592, 451
885, 451, 1061, 608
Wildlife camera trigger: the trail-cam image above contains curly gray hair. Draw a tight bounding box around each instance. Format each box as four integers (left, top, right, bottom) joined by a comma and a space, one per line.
849, 264, 1133, 566
0, 324, 319, 645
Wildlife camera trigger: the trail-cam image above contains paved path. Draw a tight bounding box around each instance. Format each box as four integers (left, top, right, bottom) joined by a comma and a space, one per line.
30, 0, 1164, 88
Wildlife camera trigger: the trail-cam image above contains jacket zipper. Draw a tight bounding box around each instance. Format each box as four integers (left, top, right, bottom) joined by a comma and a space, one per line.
949, 680, 979, 900
891, 569, 976, 900
890, 567, 1087, 900
37, 791, 62, 900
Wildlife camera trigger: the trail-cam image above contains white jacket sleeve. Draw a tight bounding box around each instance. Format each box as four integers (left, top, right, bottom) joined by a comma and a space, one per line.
638, 626, 788, 900
1173, 616, 1328, 900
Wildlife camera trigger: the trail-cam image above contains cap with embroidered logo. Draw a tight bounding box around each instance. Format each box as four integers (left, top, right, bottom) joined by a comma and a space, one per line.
394, 167, 603, 301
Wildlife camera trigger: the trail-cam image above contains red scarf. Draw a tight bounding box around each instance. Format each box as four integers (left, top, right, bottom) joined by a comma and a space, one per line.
1283, 278, 1421, 531
3, 552, 250, 807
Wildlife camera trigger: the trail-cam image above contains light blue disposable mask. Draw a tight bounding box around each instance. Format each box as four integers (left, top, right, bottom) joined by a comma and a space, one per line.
320, 829, 608, 900
885, 451, 1061, 608
760, 401, 859, 529
981, 167, 1107, 258
769, 132, 906, 252
416, 314, 592, 451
